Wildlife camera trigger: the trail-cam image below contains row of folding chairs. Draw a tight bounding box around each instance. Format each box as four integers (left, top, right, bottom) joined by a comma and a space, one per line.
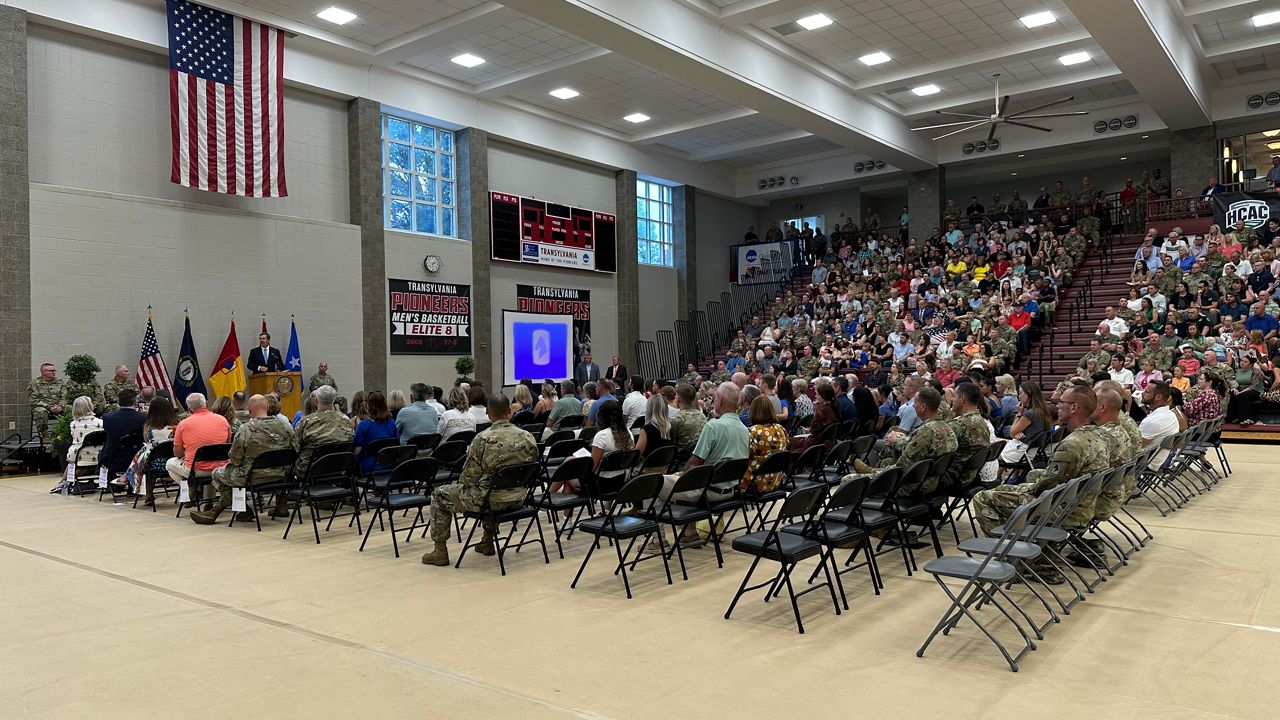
917, 417, 1232, 671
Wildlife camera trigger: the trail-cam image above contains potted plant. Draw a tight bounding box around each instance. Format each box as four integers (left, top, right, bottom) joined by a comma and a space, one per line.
62, 354, 104, 409
454, 356, 475, 387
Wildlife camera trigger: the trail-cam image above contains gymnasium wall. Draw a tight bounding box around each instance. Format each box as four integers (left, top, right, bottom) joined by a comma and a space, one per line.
694, 190, 761, 311
486, 142, 619, 391
25, 27, 364, 392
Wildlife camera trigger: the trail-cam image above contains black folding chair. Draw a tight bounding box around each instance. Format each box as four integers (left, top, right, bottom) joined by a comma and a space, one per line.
740, 450, 792, 532
916, 491, 1048, 672
724, 485, 838, 634
571, 473, 671, 598
455, 462, 548, 575
541, 438, 587, 481
935, 447, 993, 543
581, 449, 640, 505
229, 447, 298, 531
359, 457, 438, 557
528, 455, 593, 558
702, 458, 750, 552
69, 430, 107, 496
474, 422, 492, 434
283, 452, 361, 544
357, 444, 418, 509
450, 429, 478, 446
785, 444, 827, 491
639, 464, 717, 580
176, 443, 231, 517
97, 431, 142, 503
639, 444, 676, 474
133, 440, 176, 511
557, 414, 584, 430
785, 474, 879, 610
357, 437, 400, 476
407, 433, 442, 455
429, 440, 470, 484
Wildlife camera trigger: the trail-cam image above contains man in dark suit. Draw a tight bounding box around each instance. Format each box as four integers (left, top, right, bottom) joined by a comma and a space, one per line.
247, 331, 285, 374
604, 355, 628, 382
574, 353, 601, 387
100, 388, 146, 481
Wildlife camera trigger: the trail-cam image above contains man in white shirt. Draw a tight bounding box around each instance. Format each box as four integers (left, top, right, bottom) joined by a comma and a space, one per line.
621, 376, 647, 428
1138, 381, 1180, 468
1108, 355, 1135, 389
1102, 307, 1129, 337
1144, 284, 1168, 316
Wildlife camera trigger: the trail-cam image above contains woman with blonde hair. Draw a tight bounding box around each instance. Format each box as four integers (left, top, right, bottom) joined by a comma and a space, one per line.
65, 396, 102, 464
387, 389, 408, 419
511, 384, 534, 416
532, 382, 557, 417
634, 393, 673, 470
439, 387, 477, 439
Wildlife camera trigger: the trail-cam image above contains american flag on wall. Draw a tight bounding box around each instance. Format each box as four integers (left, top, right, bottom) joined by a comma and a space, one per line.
165, 0, 288, 197
137, 313, 176, 401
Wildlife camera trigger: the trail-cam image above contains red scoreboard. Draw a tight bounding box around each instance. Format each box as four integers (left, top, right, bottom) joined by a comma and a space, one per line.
491, 191, 617, 273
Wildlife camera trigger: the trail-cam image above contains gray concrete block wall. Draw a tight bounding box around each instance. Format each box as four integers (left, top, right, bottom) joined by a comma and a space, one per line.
615, 169, 639, 372
457, 128, 491, 388
0, 5, 30, 435
1170, 126, 1218, 197
908, 168, 945, 242
674, 185, 696, 320
348, 98, 386, 394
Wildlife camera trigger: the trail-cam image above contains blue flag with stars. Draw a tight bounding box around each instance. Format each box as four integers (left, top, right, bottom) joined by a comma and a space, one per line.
286, 319, 302, 379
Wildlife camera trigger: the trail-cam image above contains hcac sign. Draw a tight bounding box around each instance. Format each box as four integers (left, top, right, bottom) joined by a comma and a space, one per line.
1226, 199, 1271, 229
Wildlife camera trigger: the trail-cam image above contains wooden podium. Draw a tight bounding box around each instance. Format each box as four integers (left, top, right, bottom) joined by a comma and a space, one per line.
247, 371, 303, 418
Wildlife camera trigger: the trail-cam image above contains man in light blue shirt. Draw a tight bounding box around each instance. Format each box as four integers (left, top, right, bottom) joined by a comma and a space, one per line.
395, 383, 439, 444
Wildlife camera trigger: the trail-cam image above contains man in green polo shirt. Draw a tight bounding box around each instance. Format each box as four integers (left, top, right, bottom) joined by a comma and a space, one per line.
546, 380, 583, 431
659, 382, 748, 511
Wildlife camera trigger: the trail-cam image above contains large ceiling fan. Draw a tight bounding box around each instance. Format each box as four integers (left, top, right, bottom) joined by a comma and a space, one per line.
912, 73, 1089, 141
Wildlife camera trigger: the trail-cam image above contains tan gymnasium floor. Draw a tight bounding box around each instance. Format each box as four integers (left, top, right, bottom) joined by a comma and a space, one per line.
2, 444, 1279, 720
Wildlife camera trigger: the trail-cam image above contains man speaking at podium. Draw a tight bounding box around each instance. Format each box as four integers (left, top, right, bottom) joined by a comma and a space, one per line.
247, 332, 285, 374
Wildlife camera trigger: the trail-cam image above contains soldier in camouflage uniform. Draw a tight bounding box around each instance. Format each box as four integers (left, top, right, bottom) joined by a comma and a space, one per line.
289, 385, 355, 516
796, 345, 820, 380
27, 363, 66, 439
308, 361, 337, 393
847, 387, 957, 499
102, 365, 138, 413
1089, 386, 1140, 525
422, 393, 539, 566
944, 383, 993, 490
1229, 219, 1258, 249
671, 383, 708, 450
1077, 339, 1112, 371
862, 208, 880, 234
1049, 181, 1074, 212
1148, 169, 1170, 198
1077, 207, 1100, 243
1006, 191, 1029, 224
191, 394, 296, 525
708, 361, 731, 385
972, 386, 1111, 536
942, 200, 961, 226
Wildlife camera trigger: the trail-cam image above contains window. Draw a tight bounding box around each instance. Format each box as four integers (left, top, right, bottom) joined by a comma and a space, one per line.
637, 179, 673, 267
782, 215, 824, 238
382, 114, 457, 237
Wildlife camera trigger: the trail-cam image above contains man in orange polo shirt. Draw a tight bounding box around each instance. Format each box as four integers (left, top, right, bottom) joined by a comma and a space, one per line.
165, 393, 231, 501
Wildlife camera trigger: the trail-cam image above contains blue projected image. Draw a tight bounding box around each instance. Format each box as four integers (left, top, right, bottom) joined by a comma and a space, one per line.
512, 321, 570, 380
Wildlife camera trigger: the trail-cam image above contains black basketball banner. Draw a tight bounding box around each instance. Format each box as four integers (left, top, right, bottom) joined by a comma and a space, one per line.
388, 279, 472, 355
516, 284, 591, 368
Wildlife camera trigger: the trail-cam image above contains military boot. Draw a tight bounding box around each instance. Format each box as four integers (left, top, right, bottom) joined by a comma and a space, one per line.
191, 500, 229, 525
235, 509, 256, 523
851, 458, 877, 474
475, 527, 497, 556
270, 494, 292, 518
421, 542, 451, 566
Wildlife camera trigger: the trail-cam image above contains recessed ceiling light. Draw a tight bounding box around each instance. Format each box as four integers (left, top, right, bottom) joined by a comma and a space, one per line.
1264, 130, 1280, 137
1059, 51, 1091, 66
797, 13, 833, 30
912, 84, 941, 96
1141, 134, 1149, 139
860, 51, 891, 66
1120, 156, 1128, 160
1267, 141, 1280, 150
1018, 153, 1025, 158
1011, 172, 1019, 176
1253, 10, 1280, 27
450, 53, 485, 68
1020, 10, 1055, 28
316, 6, 357, 25
548, 87, 580, 100
623, 113, 650, 123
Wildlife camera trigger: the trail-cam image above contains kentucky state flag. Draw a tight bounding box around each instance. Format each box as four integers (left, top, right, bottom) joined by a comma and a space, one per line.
172, 315, 208, 406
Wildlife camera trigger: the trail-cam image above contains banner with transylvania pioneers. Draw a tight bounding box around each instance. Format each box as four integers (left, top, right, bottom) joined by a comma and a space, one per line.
389, 279, 472, 355
516, 284, 591, 368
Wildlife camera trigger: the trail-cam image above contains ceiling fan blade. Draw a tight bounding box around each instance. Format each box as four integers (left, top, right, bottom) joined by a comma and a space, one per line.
987, 123, 997, 142
1009, 96, 1076, 115
913, 119, 994, 131
932, 121, 991, 141
997, 94, 1010, 118
1008, 111, 1090, 119
1005, 120, 1053, 132
933, 111, 990, 119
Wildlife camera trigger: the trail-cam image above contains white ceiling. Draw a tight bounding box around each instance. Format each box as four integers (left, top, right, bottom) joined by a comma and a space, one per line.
221, 0, 1280, 175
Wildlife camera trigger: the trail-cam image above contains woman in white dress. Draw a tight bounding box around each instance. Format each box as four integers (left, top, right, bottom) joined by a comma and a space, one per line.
439, 387, 477, 440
